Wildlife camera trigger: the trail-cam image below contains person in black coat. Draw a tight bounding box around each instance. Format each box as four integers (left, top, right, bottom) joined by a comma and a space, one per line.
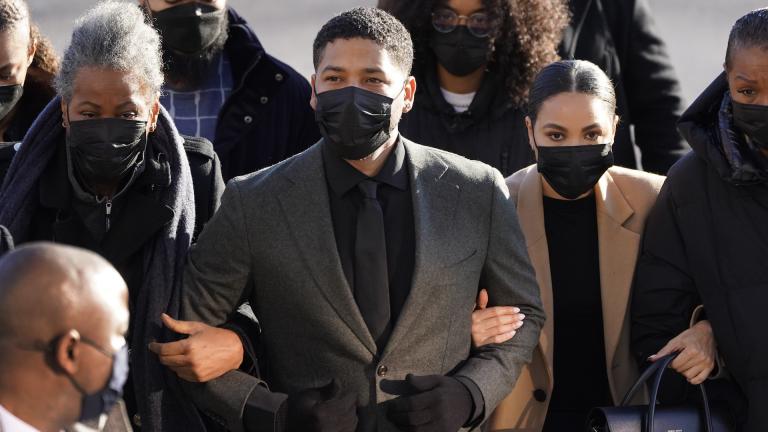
0, 3, 224, 430
631, 9, 768, 431
140, 0, 320, 181
0, 1, 60, 180
560, 0, 688, 174
378, 0, 569, 176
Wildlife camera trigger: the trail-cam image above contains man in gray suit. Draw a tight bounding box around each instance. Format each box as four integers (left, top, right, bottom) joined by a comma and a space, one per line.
152, 7, 543, 432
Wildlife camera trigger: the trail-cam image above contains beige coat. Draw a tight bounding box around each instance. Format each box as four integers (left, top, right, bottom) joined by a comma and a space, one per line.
488, 165, 665, 431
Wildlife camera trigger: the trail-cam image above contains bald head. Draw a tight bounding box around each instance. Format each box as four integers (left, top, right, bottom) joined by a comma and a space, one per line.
0, 243, 128, 351
0, 243, 128, 431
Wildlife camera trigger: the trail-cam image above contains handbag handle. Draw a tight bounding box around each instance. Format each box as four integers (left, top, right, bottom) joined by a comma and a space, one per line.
619, 353, 714, 432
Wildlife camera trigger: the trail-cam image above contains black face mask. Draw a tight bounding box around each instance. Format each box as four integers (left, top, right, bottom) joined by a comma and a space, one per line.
537, 144, 614, 200
66, 118, 148, 189
0, 84, 23, 121
430, 27, 491, 77
152, 3, 227, 55
732, 100, 768, 150
315, 86, 397, 160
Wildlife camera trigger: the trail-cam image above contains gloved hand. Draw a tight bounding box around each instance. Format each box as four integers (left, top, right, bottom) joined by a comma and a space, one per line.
285, 379, 358, 432
387, 374, 473, 432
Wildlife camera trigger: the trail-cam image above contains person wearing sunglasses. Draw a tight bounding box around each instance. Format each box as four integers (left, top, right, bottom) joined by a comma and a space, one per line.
378, 0, 569, 176
0, 243, 130, 432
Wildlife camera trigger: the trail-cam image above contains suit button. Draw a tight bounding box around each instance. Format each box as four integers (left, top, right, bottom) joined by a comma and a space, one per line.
132, 414, 142, 427
260, 96, 269, 104
275, 73, 284, 82
533, 389, 547, 402
243, 115, 253, 124
377, 365, 388, 377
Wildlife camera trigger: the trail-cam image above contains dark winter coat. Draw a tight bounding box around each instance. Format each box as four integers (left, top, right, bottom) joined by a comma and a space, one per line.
631, 74, 767, 431
561, 0, 689, 174
398, 66, 531, 177
0, 100, 222, 432
214, 8, 319, 181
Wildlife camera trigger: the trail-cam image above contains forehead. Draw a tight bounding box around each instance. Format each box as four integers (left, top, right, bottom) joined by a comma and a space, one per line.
443, 0, 485, 13
70, 67, 149, 103
318, 38, 404, 76
0, 24, 30, 61
728, 44, 768, 75
536, 92, 613, 125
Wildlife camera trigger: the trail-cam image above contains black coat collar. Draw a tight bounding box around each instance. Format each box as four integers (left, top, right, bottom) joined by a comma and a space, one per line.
38, 139, 173, 264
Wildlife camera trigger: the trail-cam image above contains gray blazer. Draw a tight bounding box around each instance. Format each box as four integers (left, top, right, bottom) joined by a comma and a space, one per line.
181, 139, 544, 431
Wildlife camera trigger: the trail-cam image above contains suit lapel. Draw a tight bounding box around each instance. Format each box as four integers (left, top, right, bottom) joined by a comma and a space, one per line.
382, 140, 460, 359
277, 143, 377, 355
516, 167, 554, 387
595, 170, 639, 381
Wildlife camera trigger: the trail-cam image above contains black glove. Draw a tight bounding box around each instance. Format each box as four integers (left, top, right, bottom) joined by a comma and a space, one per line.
284, 379, 358, 432
387, 374, 473, 431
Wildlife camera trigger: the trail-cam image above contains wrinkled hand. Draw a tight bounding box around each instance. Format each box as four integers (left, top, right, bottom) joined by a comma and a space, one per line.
650, 320, 716, 385
148, 314, 243, 382
472, 288, 525, 348
286, 379, 358, 432
387, 374, 473, 432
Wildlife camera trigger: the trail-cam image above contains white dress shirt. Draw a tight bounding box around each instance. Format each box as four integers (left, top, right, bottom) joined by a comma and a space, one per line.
0, 404, 39, 432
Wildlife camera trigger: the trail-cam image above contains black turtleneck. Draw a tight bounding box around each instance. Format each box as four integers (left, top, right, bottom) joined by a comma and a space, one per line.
541, 193, 612, 430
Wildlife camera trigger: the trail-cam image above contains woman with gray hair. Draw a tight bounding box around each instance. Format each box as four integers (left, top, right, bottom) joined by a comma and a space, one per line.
0, 2, 221, 430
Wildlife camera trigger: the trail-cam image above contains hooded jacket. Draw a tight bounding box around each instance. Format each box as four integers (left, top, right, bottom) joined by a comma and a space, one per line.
631, 73, 765, 430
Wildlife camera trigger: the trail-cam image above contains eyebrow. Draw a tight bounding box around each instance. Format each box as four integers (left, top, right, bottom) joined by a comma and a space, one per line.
363, 67, 385, 75
441, 5, 487, 14
320, 65, 345, 74
76, 101, 100, 109
116, 101, 138, 110
735, 74, 758, 84
541, 123, 567, 131
581, 123, 602, 132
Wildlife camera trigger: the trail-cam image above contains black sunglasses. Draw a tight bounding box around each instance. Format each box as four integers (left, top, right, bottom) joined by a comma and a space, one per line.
431, 8, 495, 38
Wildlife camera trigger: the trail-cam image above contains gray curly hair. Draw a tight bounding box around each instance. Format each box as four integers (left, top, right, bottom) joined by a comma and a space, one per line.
55, 1, 163, 102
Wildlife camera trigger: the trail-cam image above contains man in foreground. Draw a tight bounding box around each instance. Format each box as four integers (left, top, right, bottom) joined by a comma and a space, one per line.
155, 8, 544, 432
0, 243, 130, 432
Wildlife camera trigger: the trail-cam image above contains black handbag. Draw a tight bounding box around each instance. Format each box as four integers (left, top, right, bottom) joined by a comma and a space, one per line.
585, 354, 733, 432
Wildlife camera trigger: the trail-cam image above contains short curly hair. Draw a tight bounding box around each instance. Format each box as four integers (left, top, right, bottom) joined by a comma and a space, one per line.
379, 0, 570, 106
313, 7, 414, 74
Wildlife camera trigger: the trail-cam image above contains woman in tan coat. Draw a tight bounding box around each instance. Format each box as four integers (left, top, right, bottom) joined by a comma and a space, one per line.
469, 60, 716, 431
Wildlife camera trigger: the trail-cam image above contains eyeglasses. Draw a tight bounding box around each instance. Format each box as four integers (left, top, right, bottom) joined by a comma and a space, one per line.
431, 8, 495, 38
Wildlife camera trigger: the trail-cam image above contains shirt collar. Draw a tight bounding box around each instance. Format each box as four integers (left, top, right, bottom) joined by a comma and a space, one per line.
0, 404, 40, 432
322, 137, 409, 197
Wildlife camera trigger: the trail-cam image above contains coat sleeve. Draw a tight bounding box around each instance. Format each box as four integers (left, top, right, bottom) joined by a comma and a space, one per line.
181, 181, 287, 432
622, 0, 688, 174
630, 178, 701, 403
454, 168, 545, 423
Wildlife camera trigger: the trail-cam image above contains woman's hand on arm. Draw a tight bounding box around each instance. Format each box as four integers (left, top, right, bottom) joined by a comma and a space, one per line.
149, 313, 244, 383
650, 320, 716, 385
471, 288, 526, 348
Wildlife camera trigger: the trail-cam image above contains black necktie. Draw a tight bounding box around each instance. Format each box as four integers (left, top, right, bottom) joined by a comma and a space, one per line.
354, 179, 391, 349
